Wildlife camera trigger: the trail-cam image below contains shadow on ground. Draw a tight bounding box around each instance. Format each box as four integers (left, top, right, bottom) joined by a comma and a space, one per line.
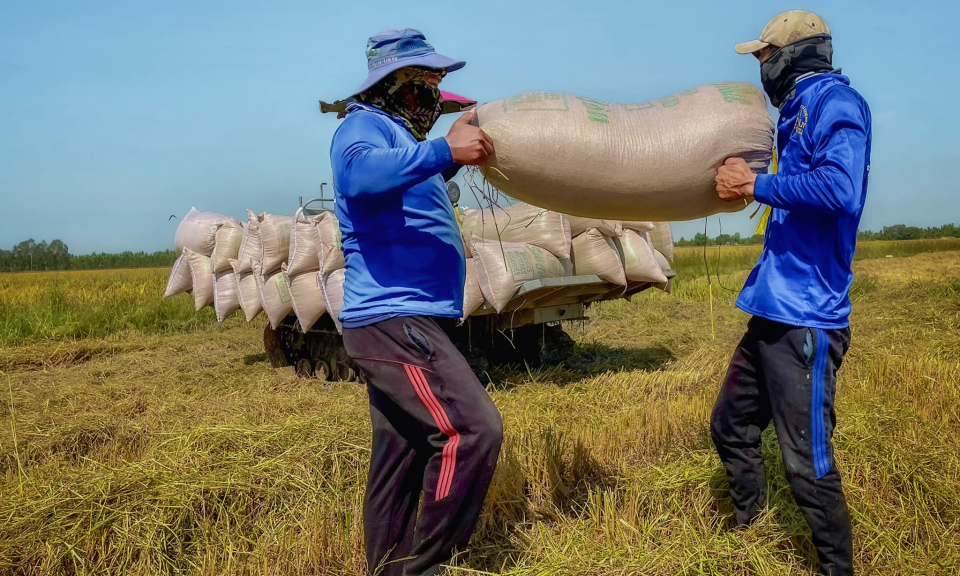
488, 344, 677, 390
243, 352, 268, 365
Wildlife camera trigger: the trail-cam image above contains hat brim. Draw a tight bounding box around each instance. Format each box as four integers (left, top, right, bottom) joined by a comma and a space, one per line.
350, 52, 466, 97
735, 39, 770, 55
439, 91, 476, 114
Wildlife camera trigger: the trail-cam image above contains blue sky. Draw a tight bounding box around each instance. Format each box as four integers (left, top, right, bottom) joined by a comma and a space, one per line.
1, 0, 956, 253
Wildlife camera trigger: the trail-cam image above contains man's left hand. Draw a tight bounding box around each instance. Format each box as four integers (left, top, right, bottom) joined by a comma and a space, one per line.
715, 158, 757, 202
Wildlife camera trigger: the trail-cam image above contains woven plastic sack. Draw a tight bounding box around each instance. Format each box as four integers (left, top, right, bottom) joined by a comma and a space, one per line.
256, 267, 293, 329
472, 237, 567, 313
184, 249, 214, 311
621, 221, 655, 233
478, 84, 774, 221
462, 258, 485, 318
210, 225, 245, 273
321, 269, 346, 333
616, 230, 668, 284
233, 210, 262, 274
315, 213, 345, 275
164, 251, 193, 297
229, 261, 263, 322
571, 229, 626, 286
567, 216, 622, 237
648, 222, 675, 262
174, 207, 242, 256
259, 213, 294, 274
652, 249, 672, 292
460, 203, 571, 259
213, 270, 240, 322
286, 266, 327, 332
287, 208, 323, 276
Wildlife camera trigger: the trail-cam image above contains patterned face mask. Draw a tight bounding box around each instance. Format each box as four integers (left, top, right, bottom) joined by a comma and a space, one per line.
358, 68, 444, 141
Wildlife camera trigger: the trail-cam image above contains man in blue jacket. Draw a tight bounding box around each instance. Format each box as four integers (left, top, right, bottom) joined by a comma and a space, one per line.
712, 11, 871, 576
329, 28, 500, 576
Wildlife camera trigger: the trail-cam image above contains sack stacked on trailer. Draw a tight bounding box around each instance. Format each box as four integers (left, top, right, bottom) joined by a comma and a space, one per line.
283, 208, 329, 331
164, 208, 244, 321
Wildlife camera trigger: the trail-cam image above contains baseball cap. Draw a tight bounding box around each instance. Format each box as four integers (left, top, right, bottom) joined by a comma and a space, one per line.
735, 10, 830, 54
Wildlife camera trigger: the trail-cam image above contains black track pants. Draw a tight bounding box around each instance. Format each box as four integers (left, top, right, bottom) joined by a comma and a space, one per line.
711, 316, 853, 576
343, 316, 503, 576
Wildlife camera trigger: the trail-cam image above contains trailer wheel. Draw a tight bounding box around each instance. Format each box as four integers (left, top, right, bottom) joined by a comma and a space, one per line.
337, 361, 357, 382
295, 358, 313, 378
314, 360, 331, 382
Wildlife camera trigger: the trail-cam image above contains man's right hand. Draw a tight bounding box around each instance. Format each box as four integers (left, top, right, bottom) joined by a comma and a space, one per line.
445, 109, 494, 166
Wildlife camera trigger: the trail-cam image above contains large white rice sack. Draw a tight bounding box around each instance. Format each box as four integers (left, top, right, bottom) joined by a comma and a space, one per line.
472, 237, 567, 313
164, 250, 193, 297
321, 269, 346, 334
213, 270, 241, 323
285, 266, 327, 332
571, 229, 627, 286
648, 222, 675, 262
477, 84, 774, 221
210, 225, 245, 273
462, 258, 485, 318
651, 249, 672, 292
184, 249, 214, 311
652, 249, 671, 273
256, 267, 293, 329
617, 230, 668, 284
229, 261, 263, 322
460, 203, 571, 260
259, 213, 294, 274
233, 210, 263, 274
174, 207, 242, 256
287, 208, 323, 276
567, 216, 622, 238
315, 213, 345, 275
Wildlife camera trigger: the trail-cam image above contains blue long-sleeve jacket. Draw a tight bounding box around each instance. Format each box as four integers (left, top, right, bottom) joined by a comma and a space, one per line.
736, 73, 872, 329
330, 104, 465, 325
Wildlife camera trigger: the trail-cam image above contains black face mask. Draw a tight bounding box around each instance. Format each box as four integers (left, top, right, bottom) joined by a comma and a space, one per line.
760, 34, 835, 108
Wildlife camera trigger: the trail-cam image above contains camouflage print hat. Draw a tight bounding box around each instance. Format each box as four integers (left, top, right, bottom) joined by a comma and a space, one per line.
736, 10, 830, 54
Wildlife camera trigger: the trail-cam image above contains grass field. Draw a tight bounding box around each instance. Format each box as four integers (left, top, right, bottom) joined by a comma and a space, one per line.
1, 239, 958, 349
1, 245, 960, 575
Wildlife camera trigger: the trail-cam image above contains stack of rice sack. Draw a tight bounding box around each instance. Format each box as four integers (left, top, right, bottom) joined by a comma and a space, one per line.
274, 210, 344, 333
165, 204, 677, 330
247, 212, 294, 328
567, 217, 670, 289
312, 212, 346, 332
463, 203, 573, 313
163, 207, 244, 321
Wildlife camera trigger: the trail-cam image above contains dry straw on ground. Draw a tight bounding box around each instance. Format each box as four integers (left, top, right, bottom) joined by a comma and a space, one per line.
1, 248, 959, 575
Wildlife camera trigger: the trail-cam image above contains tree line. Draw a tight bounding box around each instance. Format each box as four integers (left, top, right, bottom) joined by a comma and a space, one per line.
3, 223, 958, 272
677, 223, 960, 247
0, 239, 177, 272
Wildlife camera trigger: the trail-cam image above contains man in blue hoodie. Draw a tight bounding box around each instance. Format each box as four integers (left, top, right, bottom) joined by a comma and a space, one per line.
711, 11, 871, 576
328, 29, 501, 576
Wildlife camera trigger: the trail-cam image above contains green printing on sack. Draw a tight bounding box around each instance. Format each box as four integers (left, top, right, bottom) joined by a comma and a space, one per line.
623, 101, 655, 112
714, 83, 763, 105
274, 275, 291, 303
576, 96, 611, 124
507, 250, 534, 281
503, 91, 569, 113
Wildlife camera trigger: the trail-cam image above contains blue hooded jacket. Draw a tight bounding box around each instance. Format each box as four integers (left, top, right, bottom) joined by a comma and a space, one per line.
737, 73, 872, 329
330, 104, 465, 327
